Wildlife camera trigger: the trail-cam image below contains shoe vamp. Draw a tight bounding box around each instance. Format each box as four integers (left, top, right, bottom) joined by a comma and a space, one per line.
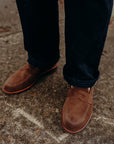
6, 69, 36, 88
63, 97, 92, 125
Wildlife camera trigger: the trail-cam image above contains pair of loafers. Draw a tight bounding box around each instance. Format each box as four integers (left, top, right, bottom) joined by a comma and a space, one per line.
2, 63, 93, 133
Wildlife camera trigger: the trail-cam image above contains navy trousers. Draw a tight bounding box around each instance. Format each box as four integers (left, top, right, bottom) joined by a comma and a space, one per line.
16, 0, 113, 88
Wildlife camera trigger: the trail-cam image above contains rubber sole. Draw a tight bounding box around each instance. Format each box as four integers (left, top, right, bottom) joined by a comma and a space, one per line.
2, 63, 58, 94
61, 110, 93, 134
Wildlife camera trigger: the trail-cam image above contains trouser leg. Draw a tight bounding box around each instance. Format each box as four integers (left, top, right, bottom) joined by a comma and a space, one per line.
16, 0, 60, 70
63, 0, 113, 88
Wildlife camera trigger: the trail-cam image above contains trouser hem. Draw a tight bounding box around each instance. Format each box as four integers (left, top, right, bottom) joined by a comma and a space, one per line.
63, 73, 100, 88
27, 53, 60, 70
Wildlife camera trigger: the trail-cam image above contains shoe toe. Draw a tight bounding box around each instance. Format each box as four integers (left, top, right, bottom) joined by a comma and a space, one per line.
62, 112, 85, 133
2, 77, 18, 93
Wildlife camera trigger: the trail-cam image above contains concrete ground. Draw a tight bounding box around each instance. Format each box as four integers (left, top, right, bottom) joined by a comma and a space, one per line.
0, 0, 114, 144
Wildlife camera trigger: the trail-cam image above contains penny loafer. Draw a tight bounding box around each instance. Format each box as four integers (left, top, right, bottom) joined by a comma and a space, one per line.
61, 86, 94, 133
2, 63, 57, 94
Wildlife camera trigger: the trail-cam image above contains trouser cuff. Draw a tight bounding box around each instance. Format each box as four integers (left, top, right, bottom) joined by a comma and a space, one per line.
63, 72, 100, 88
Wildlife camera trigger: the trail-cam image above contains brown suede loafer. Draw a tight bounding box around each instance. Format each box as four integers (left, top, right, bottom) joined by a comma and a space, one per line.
61, 86, 94, 133
2, 63, 57, 94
